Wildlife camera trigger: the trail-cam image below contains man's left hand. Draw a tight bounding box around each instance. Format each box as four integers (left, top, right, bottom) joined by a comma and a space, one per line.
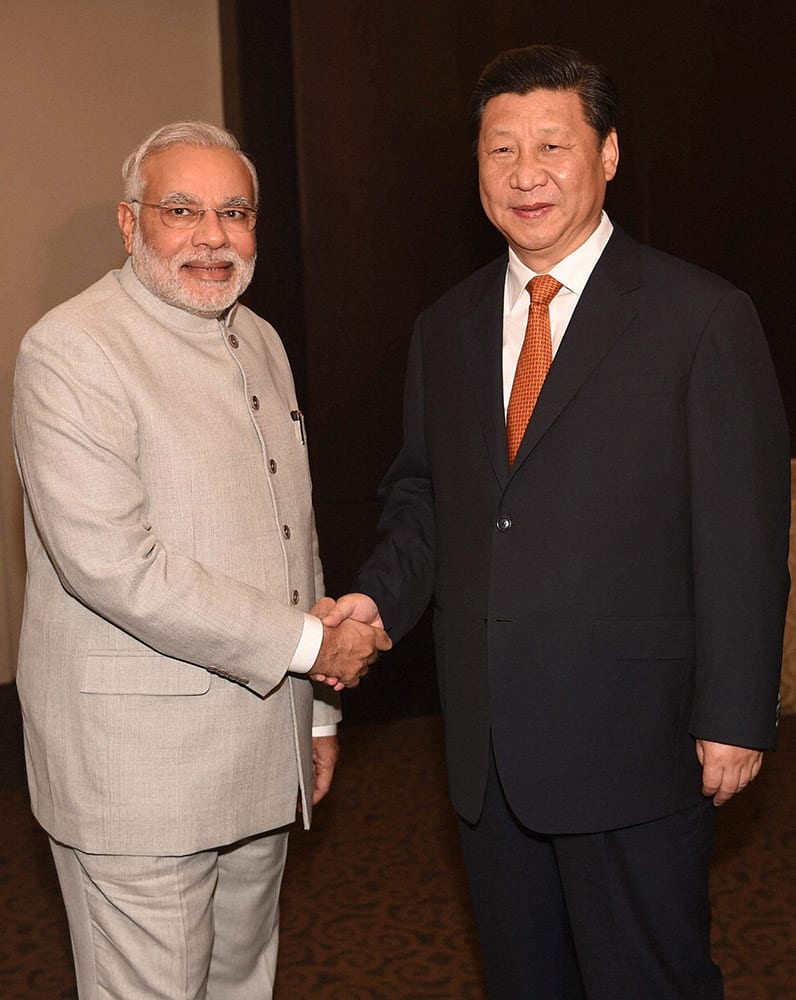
312, 735, 339, 805
696, 739, 763, 806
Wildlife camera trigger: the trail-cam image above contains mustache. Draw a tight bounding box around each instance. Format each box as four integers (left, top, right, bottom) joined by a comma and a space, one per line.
176, 249, 254, 266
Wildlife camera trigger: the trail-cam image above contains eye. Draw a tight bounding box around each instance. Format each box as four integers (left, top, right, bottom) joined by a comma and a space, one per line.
218, 209, 248, 222
164, 205, 198, 220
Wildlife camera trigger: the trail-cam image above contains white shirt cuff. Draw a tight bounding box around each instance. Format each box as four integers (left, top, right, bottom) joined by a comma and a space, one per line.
289, 613, 323, 674
311, 724, 338, 737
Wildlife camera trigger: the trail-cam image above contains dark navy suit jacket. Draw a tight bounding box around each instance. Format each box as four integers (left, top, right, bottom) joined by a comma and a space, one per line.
357, 227, 790, 834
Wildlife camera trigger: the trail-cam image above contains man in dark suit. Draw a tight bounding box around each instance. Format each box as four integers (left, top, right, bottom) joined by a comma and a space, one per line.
318, 45, 790, 997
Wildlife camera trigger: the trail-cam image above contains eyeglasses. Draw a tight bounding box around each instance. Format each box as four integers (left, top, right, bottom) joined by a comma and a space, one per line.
130, 199, 257, 232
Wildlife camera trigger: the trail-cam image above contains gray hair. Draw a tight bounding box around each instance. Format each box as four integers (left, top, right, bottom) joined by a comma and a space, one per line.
121, 121, 259, 206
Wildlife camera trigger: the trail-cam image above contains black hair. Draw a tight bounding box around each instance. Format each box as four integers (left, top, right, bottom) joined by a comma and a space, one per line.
470, 44, 617, 145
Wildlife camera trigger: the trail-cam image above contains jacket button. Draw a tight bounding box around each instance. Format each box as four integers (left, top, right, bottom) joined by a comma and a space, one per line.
228, 334, 239, 349
269, 459, 277, 473
291, 590, 300, 605
283, 524, 291, 539
496, 515, 512, 531
251, 395, 260, 410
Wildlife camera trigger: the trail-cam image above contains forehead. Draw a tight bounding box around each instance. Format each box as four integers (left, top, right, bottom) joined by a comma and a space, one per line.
141, 144, 253, 201
480, 88, 591, 138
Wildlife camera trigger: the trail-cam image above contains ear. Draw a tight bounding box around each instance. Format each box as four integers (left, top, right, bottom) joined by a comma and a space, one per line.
601, 129, 619, 181
117, 202, 136, 255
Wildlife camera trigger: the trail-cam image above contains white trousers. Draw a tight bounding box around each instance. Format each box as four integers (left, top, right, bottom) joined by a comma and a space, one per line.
50, 828, 290, 1000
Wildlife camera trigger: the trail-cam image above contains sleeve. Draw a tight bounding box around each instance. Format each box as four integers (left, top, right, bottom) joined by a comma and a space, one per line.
13, 318, 308, 698
354, 321, 437, 639
311, 682, 342, 731
289, 617, 341, 732
686, 288, 791, 748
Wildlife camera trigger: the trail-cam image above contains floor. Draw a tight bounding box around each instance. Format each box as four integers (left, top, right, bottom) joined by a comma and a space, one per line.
1, 683, 794, 998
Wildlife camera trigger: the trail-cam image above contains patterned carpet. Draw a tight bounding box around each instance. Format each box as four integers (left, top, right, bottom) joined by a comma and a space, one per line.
1, 683, 794, 999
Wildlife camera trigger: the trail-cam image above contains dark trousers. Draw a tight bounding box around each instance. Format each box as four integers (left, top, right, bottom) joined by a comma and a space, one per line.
458, 748, 723, 999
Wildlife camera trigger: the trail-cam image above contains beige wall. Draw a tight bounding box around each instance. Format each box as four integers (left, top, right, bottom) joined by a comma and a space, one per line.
0, 1, 224, 682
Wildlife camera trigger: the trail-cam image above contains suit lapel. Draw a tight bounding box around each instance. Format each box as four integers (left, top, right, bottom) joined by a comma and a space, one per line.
510, 229, 642, 473
462, 258, 510, 489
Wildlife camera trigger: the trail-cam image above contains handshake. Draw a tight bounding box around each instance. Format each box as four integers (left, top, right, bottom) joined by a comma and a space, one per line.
308, 593, 390, 691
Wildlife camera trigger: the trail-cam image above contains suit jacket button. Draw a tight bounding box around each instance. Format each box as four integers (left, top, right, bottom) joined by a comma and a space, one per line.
291, 590, 300, 605
251, 395, 260, 410
283, 524, 291, 539
228, 333, 239, 349
496, 515, 512, 531
269, 459, 277, 473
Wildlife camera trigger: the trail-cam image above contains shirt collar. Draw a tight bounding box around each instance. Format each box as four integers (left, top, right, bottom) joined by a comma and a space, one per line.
505, 211, 614, 309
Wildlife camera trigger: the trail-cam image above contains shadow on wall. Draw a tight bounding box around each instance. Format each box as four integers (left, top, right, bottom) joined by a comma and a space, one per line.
39, 203, 127, 323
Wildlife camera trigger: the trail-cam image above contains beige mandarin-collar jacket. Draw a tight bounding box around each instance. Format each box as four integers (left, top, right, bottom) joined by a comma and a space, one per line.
13, 259, 339, 855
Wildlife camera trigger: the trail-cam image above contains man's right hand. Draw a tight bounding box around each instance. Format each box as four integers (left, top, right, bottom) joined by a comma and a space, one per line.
309, 616, 391, 688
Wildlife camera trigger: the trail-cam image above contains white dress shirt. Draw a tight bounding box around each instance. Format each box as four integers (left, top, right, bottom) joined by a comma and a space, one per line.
502, 212, 614, 412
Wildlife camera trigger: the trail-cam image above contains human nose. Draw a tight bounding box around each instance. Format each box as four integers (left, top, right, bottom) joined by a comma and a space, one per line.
510, 149, 547, 191
191, 209, 229, 247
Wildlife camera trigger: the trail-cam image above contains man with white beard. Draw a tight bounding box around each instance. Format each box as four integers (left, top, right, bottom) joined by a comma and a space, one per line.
12, 121, 389, 999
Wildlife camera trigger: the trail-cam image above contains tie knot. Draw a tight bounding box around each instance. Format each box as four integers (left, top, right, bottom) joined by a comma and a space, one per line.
527, 274, 562, 307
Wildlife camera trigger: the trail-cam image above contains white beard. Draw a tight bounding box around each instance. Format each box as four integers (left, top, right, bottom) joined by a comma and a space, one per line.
131, 228, 256, 317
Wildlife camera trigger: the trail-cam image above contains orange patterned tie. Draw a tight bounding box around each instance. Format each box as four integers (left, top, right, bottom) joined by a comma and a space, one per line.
506, 274, 562, 467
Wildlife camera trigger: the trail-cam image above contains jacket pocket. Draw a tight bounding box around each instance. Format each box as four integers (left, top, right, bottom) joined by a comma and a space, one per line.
81, 652, 212, 695
590, 618, 695, 660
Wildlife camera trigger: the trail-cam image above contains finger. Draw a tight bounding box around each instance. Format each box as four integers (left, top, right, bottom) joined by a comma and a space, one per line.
309, 673, 342, 688
713, 786, 736, 806
733, 762, 761, 794
321, 610, 345, 627
714, 772, 745, 805
312, 770, 333, 804
321, 598, 356, 628
701, 766, 721, 798
310, 597, 336, 618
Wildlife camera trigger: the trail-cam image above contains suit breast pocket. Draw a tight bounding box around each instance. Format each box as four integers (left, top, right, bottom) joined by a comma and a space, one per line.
81, 652, 212, 696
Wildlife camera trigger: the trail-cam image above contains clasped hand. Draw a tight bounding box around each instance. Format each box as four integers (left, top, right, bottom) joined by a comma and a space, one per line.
308, 594, 389, 690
